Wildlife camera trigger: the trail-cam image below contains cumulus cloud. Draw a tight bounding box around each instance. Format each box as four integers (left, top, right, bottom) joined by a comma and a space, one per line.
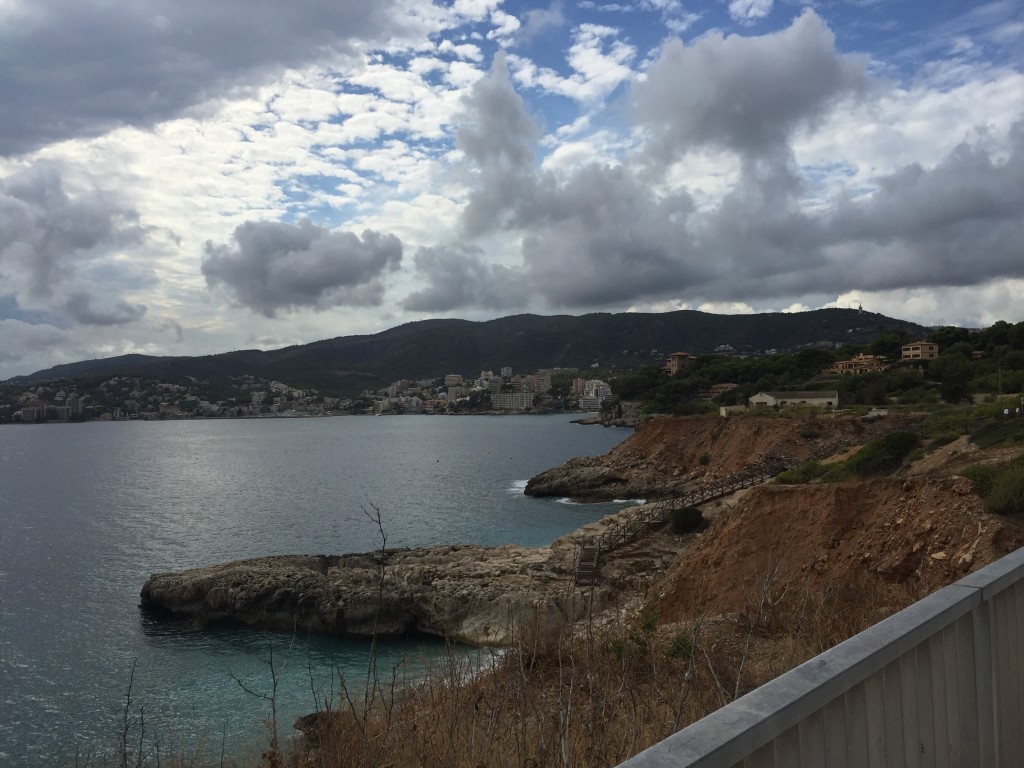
518, 165, 701, 307
202, 218, 403, 317
633, 10, 867, 163
0, 162, 148, 325
819, 122, 1024, 292
0, 0, 405, 155
458, 52, 541, 236
728, 0, 773, 23
457, 52, 539, 172
519, 3, 566, 41
510, 23, 636, 101
63, 291, 147, 326
454, 51, 702, 308
444, 13, 1024, 316
401, 244, 529, 311
0, 319, 67, 366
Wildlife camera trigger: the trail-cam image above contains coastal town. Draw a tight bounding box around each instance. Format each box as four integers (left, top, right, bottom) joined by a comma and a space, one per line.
0, 366, 615, 424
0, 338, 948, 425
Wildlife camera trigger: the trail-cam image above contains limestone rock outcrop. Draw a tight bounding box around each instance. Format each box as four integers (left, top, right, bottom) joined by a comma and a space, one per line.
140, 544, 611, 647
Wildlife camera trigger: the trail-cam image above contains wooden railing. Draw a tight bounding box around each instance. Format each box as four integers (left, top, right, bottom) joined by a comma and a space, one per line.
573, 457, 788, 585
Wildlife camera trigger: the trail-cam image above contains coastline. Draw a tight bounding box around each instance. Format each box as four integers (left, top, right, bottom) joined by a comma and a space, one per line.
138, 504, 661, 647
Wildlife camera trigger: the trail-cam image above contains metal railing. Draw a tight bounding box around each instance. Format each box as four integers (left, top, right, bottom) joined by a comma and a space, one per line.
617, 546, 1024, 767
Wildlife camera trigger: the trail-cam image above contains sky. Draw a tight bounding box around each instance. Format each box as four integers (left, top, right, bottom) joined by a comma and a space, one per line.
0, 0, 1023, 379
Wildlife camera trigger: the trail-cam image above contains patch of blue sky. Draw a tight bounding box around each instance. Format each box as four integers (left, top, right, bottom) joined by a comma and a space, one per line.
832, 0, 1022, 82
800, 161, 859, 182
0, 296, 67, 329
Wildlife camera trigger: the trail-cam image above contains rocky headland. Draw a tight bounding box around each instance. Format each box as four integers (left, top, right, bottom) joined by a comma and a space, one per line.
142, 543, 591, 646
141, 414, 1024, 650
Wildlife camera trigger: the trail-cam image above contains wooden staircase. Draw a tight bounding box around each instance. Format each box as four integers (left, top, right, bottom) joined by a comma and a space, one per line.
574, 543, 601, 586
571, 456, 789, 587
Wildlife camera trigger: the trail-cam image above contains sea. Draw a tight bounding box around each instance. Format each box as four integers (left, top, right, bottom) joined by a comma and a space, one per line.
0, 414, 634, 766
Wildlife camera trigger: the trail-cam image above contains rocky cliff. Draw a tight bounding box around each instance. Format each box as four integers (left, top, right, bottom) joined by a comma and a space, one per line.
141, 544, 617, 646
525, 414, 913, 502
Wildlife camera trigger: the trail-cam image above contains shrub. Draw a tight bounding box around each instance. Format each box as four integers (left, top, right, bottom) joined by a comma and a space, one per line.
776, 460, 827, 485
972, 420, 1024, 449
668, 630, 694, 659
820, 464, 850, 482
963, 463, 998, 497
797, 423, 822, 439
983, 461, 1024, 517
699, 452, 711, 466
671, 506, 703, 534
845, 431, 920, 477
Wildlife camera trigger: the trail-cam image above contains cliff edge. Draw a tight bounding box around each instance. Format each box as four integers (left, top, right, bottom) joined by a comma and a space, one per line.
141, 544, 616, 646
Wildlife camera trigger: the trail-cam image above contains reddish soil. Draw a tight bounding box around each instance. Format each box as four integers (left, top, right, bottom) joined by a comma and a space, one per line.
631, 422, 1024, 624
653, 478, 1022, 621
601, 413, 919, 483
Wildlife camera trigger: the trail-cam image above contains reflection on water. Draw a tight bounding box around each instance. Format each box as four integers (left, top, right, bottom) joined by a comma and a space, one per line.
0, 415, 630, 764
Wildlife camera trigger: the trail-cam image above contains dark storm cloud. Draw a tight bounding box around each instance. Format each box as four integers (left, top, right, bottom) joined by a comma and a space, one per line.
401, 244, 529, 312
448, 47, 705, 308
0, 162, 149, 325
202, 218, 403, 317
0, 0, 402, 156
633, 9, 868, 162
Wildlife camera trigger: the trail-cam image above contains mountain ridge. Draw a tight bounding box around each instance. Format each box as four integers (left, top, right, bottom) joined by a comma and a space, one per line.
8, 308, 930, 394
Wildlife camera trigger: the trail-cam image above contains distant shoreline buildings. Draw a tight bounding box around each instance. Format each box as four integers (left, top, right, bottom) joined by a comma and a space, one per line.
0, 365, 615, 424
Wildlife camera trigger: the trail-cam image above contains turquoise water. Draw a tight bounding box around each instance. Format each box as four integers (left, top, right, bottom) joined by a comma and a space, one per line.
0, 415, 631, 765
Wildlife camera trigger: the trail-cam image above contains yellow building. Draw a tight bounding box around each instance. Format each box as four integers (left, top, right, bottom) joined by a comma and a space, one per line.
901, 341, 939, 360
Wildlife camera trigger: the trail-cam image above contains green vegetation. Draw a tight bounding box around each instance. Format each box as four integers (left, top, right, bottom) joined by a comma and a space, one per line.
965, 458, 1024, 517
776, 460, 828, 485
607, 319, 1024, 417
971, 418, 1024, 449
780, 432, 921, 484
985, 462, 1024, 516
963, 464, 999, 497
844, 431, 920, 477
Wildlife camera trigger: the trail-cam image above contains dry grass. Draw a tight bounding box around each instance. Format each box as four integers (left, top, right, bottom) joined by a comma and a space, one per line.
282, 568, 917, 768
75, 564, 918, 768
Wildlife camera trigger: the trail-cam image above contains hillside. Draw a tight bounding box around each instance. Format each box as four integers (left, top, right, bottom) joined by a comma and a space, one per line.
525, 413, 917, 501
8, 308, 927, 394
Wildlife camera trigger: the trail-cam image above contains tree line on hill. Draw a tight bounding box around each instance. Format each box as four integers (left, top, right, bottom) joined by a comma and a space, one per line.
607, 321, 1024, 415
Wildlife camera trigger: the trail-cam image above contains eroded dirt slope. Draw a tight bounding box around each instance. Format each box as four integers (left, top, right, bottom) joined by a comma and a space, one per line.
651, 459, 1024, 624
528, 413, 920, 501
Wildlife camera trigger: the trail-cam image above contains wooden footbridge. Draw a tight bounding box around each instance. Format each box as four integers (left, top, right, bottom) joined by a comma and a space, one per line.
573, 457, 789, 586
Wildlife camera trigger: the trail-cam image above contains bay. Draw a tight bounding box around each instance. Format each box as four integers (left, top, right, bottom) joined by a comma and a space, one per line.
0, 414, 632, 766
